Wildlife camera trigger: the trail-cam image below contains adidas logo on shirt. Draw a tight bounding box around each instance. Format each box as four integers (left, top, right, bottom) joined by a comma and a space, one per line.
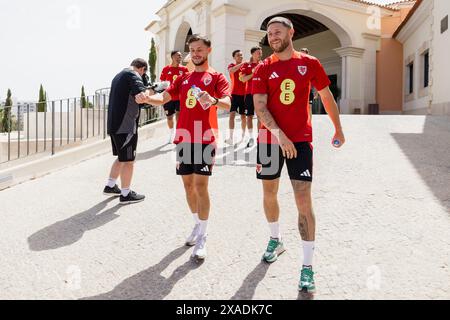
200, 166, 210, 172
182, 80, 189, 85
269, 72, 280, 80
300, 169, 311, 178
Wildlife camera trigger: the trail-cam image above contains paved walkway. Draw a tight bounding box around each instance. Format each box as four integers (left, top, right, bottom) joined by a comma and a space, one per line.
0, 115, 449, 300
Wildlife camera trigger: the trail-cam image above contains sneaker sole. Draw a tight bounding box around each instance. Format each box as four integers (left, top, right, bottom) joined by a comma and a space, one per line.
185, 241, 196, 247
262, 247, 286, 263
103, 192, 121, 197
298, 286, 316, 293
119, 198, 145, 205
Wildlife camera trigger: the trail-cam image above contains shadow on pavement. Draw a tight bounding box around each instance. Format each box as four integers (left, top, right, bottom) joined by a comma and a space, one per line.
230, 262, 270, 300
214, 144, 256, 168
136, 143, 174, 161
80, 245, 202, 300
28, 197, 121, 251
391, 116, 450, 213
297, 290, 315, 300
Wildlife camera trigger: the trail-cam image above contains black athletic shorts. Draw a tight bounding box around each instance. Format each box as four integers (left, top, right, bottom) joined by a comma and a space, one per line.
163, 100, 180, 117
110, 133, 138, 162
231, 94, 246, 114
176, 143, 216, 176
244, 94, 255, 116
256, 142, 313, 181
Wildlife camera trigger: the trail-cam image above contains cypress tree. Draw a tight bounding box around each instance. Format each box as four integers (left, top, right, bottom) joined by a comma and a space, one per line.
38, 84, 46, 112
2, 89, 12, 132
81, 85, 87, 108
149, 37, 157, 83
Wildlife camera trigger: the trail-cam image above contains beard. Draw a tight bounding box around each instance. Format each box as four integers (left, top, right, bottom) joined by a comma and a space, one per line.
192, 56, 208, 66
269, 37, 290, 53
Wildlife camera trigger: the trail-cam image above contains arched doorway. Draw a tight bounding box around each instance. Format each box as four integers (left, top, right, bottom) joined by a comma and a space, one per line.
259, 13, 343, 114
174, 21, 193, 58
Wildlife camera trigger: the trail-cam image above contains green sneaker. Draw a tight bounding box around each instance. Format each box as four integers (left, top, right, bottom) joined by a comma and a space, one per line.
299, 266, 316, 293
262, 238, 285, 263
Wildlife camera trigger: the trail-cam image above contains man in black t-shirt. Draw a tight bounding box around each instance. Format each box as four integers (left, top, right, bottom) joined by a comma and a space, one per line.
103, 58, 152, 205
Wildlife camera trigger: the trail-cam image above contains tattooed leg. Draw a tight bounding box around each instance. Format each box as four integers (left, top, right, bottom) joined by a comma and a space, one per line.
291, 180, 315, 241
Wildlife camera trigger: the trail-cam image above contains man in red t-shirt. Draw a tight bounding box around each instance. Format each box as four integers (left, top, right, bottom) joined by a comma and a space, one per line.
252, 17, 345, 293
136, 35, 231, 261
225, 49, 246, 145
239, 46, 263, 148
160, 51, 189, 143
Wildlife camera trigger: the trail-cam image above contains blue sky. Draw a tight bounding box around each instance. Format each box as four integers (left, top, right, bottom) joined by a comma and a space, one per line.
0, 0, 402, 101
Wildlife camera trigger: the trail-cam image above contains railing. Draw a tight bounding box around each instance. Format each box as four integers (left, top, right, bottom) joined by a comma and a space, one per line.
0, 90, 163, 165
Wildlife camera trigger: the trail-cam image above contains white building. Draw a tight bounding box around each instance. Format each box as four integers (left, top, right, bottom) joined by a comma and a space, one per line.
395, 0, 450, 115
147, 0, 450, 115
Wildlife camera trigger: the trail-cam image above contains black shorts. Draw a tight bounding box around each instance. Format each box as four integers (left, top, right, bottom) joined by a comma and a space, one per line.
110, 133, 138, 162
244, 94, 255, 116
231, 94, 246, 114
256, 142, 313, 181
163, 100, 180, 117
176, 143, 216, 176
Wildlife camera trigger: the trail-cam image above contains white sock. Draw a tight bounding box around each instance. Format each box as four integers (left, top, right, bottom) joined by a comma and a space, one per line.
228, 129, 234, 140
192, 213, 200, 225
302, 241, 315, 267
248, 129, 254, 139
106, 178, 117, 188
198, 219, 208, 236
269, 222, 281, 239
121, 188, 130, 197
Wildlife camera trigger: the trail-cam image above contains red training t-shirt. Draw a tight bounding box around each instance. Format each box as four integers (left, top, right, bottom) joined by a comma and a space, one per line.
166, 69, 230, 145
252, 51, 331, 144
239, 62, 262, 96
228, 63, 246, 96
160, 65, 189, 101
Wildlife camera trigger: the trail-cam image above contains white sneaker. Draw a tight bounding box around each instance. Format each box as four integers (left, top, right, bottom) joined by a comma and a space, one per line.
185, 223, 200, 246
224, 137, 234, 146
191, 234, 207, 260
246, 137, 255, 148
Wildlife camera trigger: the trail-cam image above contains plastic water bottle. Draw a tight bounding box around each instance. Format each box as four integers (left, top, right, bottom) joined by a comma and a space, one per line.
191, 85, 211, 110
333, 139, 341, 147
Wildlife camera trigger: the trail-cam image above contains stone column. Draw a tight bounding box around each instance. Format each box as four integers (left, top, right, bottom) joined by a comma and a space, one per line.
335, 46, 365, 114
193, 0, 212, 38
210, 4, 249, 74
362, 33, 381, 112
153, 8, 170, 74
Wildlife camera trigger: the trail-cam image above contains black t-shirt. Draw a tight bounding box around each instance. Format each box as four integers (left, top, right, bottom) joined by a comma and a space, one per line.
107, 69, 146, 135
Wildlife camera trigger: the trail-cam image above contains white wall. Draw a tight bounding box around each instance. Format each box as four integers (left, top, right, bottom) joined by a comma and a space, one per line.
398, 0, 432, 114
431, 0, 450, 114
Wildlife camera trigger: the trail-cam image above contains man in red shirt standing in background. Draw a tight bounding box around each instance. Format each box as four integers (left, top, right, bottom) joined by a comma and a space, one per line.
160, 51, 189, 144
239, 46, 263, 149
225, 50, 246, 146
252, 17, 345, 293
136, 35, 231, 261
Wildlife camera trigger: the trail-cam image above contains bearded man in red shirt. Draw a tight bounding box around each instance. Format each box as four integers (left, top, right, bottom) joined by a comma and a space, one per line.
252, 17, 345, 293
136, 35, 231, 262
